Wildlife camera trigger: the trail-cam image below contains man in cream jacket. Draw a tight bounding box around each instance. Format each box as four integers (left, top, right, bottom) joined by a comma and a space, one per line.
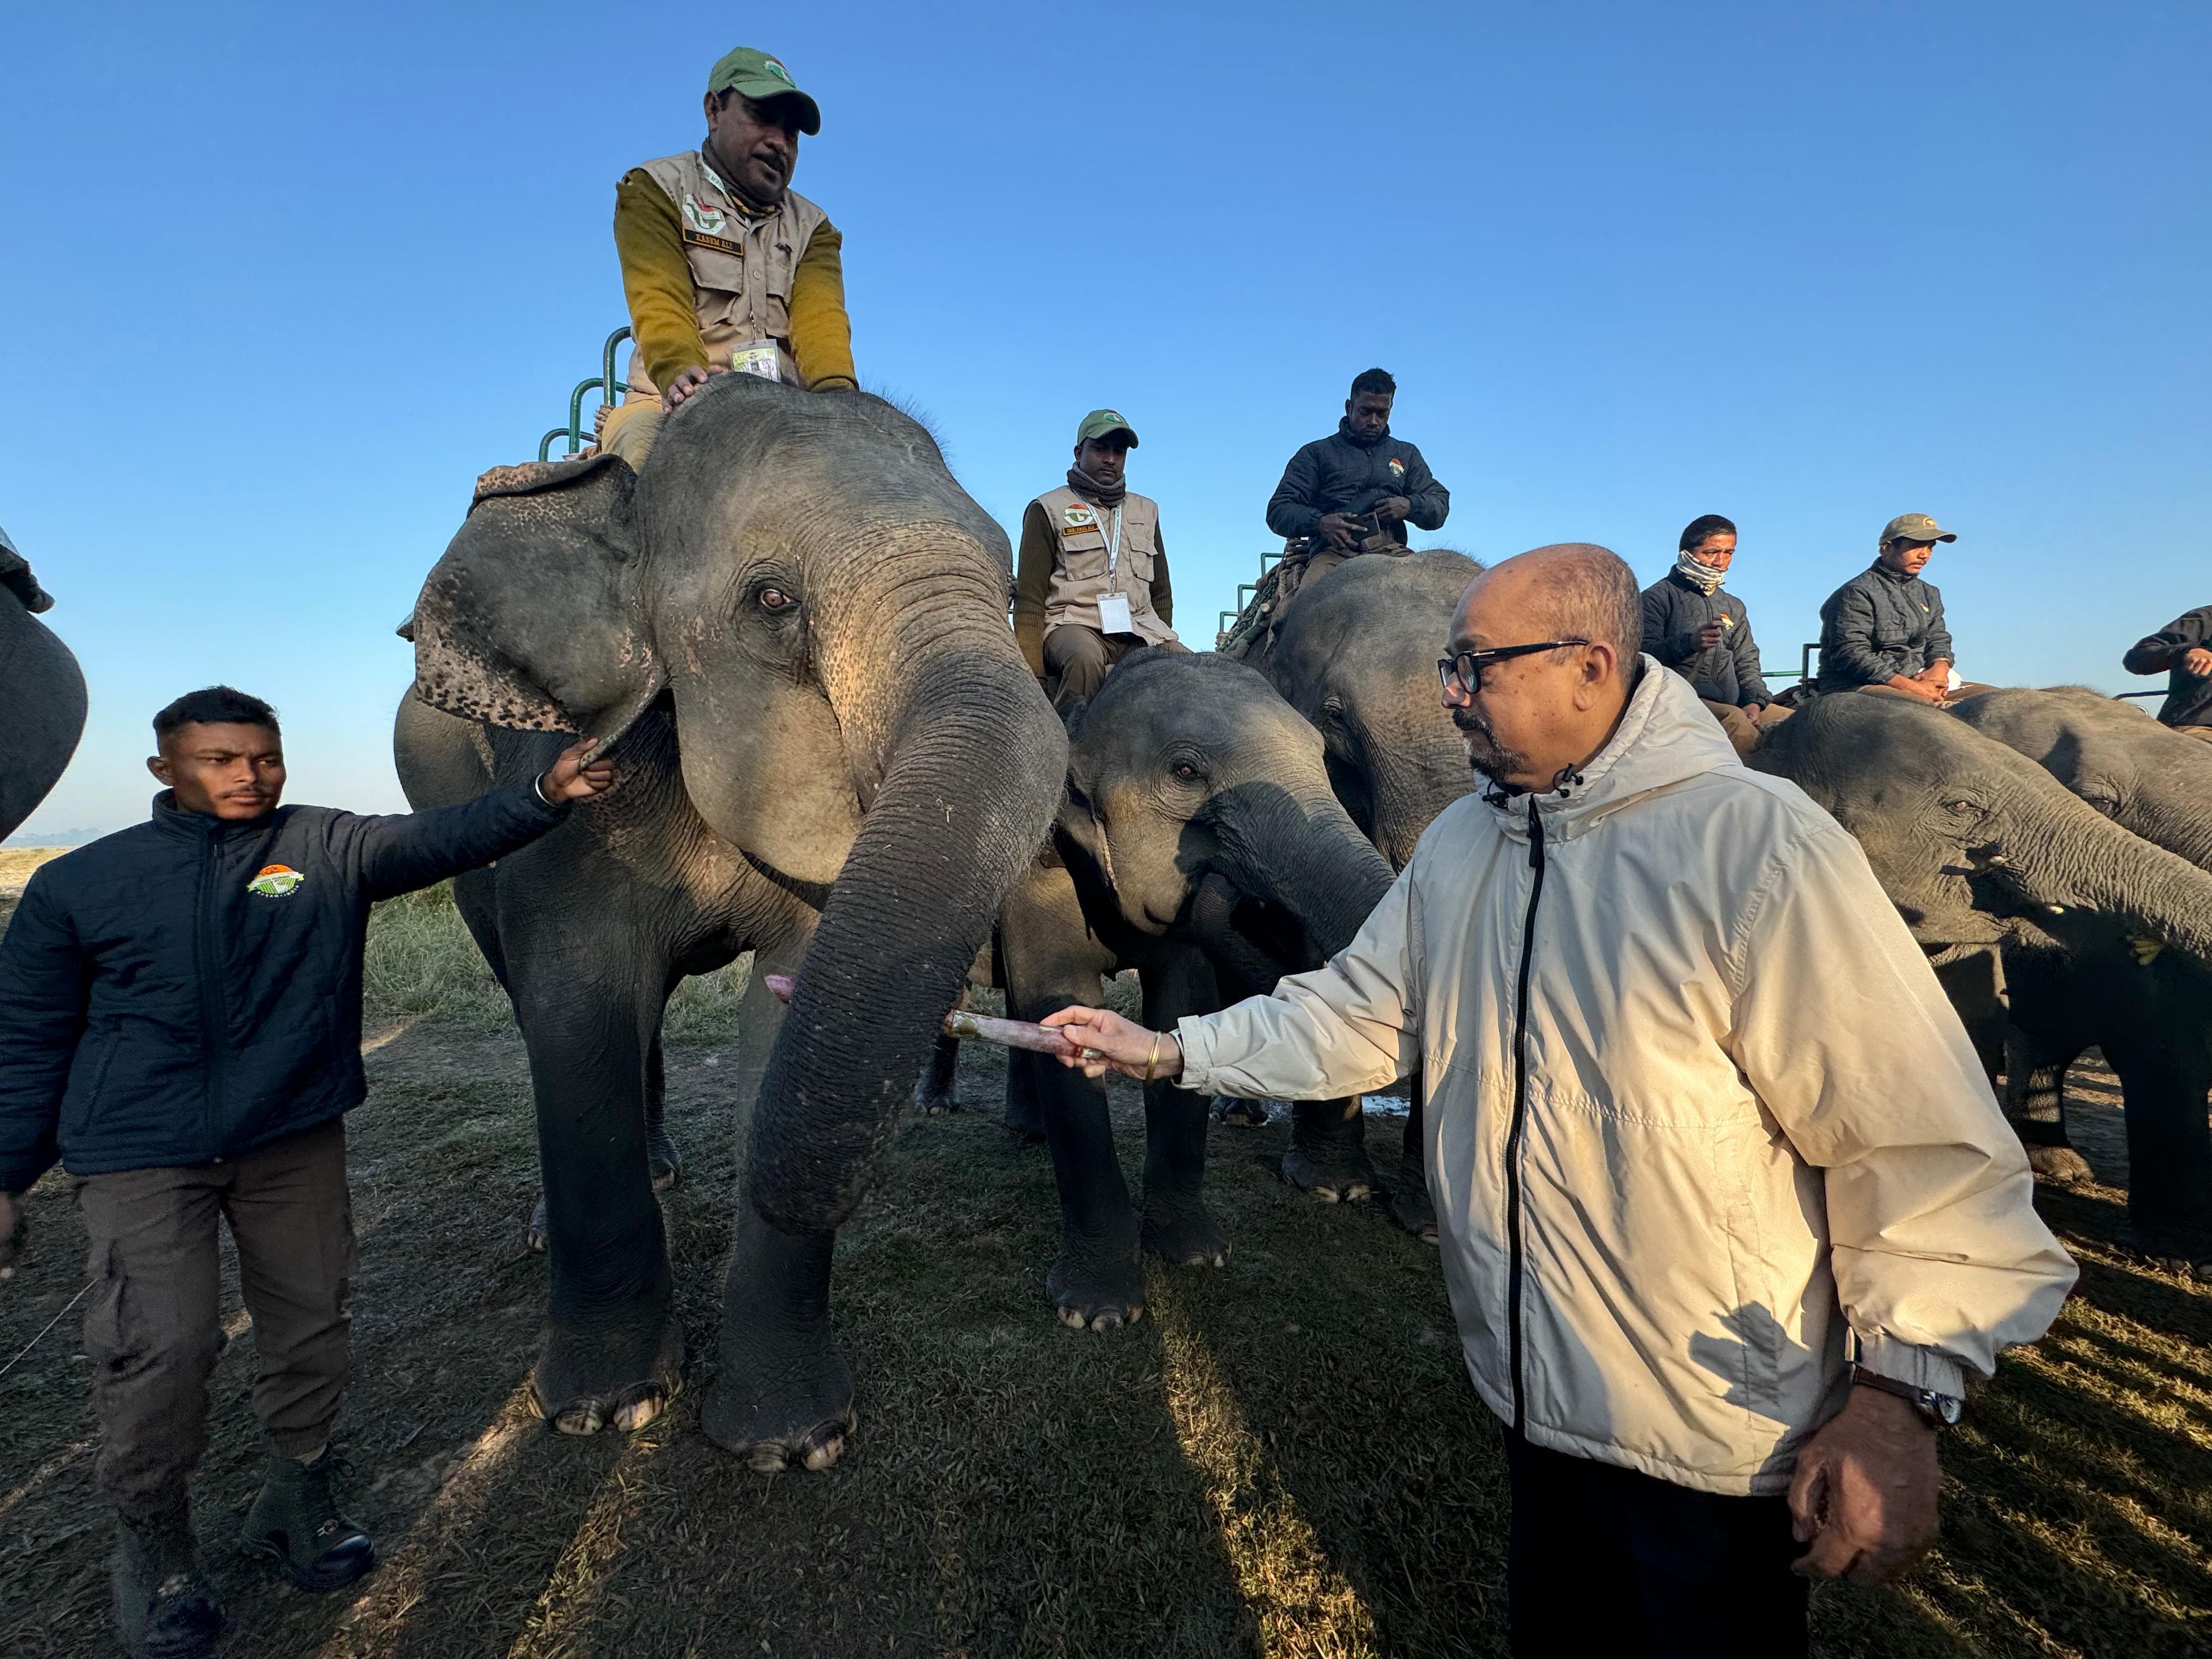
1047, 544, 2075, 1655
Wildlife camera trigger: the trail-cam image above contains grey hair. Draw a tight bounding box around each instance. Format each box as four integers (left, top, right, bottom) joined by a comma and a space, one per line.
1516, 543, 1644, 674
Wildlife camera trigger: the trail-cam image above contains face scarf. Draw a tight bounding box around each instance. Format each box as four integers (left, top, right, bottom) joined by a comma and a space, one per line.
1674, 549, 1725, 594
1066, 464, 1125, 508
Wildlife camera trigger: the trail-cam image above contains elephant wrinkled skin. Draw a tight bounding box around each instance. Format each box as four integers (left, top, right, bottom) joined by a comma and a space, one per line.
396, 377, 1066, 1466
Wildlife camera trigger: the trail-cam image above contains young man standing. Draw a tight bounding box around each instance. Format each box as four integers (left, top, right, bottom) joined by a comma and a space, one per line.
1264, 368, 1451, 590
0, 687, 610, 1659
1012, 409, 1182, 710
1640, 512, 1788, 756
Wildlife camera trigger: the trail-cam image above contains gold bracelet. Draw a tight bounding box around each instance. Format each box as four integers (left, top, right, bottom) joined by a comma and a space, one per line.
1143, 1031, 1162, 1085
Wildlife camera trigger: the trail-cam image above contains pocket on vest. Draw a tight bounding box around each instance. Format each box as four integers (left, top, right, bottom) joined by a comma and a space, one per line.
1057, 531, 1108, 582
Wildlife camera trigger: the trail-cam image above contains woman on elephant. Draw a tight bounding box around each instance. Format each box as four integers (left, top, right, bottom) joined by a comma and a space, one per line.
1047, 544, 2074, 1656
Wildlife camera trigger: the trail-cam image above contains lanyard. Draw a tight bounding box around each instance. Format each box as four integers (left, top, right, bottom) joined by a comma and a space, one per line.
1101, 505, 1124, 592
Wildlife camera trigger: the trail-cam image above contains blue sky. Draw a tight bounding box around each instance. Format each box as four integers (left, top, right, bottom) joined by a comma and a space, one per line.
5, 1, 2207, 837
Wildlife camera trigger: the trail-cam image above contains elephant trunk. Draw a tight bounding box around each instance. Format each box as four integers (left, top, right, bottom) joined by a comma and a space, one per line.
746, 648, 1065, 1233
2002, 783, 2212, 966
1191, 873, 1294, 997
1208, 785, 1396, 958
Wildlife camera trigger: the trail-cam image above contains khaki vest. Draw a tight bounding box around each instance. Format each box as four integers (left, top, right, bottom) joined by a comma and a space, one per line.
622, 151, 828, 397
1034, 487, 1177, 645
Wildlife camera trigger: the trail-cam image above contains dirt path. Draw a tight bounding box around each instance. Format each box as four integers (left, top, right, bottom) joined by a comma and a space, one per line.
1, 1031, 2204, 1657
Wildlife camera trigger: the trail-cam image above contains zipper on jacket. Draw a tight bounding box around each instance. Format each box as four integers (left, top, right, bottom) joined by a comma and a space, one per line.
196, 823, 229, 1148
1506, 797, 1547, 1435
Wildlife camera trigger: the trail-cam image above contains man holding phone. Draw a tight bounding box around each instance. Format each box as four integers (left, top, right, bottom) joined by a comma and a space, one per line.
1265, 366, 1451, 591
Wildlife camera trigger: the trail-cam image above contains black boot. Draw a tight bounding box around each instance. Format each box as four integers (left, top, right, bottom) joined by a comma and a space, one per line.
112, 1501, 225, 1659
239, 1448, 377, 1592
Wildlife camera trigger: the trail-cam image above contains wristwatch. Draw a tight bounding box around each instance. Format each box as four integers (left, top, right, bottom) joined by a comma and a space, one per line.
1848, 1363, 1963, 1430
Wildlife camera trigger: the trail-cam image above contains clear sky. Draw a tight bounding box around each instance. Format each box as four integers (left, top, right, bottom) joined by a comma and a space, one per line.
5, 1, 2207, 838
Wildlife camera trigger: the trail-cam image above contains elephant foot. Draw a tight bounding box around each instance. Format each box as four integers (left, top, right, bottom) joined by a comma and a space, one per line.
2118, 1226, 2212, 1283
1142, 1199, 1231, 1269
531, 1314, 684, 1438
1389, 1171, 1440, 1245
647, 1122, 682, 1192
1280, 1143, 1379, 1205
913, 1082, 961, 1116
2025, 1144, 2096, 1186
1211, 1096, 1274, 1129
913, 1033, 962, 1116
1047, 1234, 1147, 1330
703, 1321, 858, 1473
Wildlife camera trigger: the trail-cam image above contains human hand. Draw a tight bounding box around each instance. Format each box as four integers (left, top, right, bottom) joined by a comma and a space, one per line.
1788, 1385, 1940, 1584
660, 364, 726, 411
1039, 1006, 1182, 1081
0, 1192, 25, 1280
1887, 675, 1945, 704
1316, 513, 1362, 550
1374, 495, 1412, 524
538, 738, 616, 803
1696, 622, 1727, 651
2184, 646, 2212, 678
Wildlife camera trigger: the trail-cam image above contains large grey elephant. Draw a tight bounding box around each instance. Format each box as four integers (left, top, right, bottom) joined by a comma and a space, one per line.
994, 650, 1396, 1328
394, 377, 1066, 1468
0, 528, 88, 843
1748, 693, 2212, 1273
1947, 687, 2212, 1271
1241, 546, 1482, 1237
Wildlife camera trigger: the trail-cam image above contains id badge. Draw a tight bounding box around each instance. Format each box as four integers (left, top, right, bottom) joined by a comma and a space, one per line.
1096, 592, 1134, 635
731, 340, 780, 382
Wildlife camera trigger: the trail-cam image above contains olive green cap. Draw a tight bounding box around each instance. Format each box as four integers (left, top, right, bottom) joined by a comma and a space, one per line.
1076, 409, 1139, 447
1881, 512, 1956, 546
707, 47, 821, 135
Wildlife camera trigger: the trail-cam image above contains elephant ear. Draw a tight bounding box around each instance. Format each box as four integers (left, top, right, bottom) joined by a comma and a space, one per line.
409, 454, 665, 753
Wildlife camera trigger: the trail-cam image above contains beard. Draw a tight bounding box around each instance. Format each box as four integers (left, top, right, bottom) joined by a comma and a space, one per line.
1453, 706, 1531, 787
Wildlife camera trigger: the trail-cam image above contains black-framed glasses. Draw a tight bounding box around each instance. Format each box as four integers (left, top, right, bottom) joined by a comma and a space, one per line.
1437, 639, 1591, 696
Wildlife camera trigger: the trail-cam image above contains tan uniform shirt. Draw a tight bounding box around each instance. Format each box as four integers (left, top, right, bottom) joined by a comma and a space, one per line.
1029, 487, 1178, 647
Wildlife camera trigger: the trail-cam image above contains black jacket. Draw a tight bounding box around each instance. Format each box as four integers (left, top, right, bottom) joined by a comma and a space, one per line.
0, 779, 566, 1192
2122, 606, 2212, 729
1264, 421, 1449, 545
1816, 563, 1956, 692
1640, 571, 1771, 707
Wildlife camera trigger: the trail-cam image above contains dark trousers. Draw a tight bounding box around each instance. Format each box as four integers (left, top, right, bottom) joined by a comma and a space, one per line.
76, 1118, 355, 1515
1041, 626, 1185, 711
1505, 1429, 1809, 1657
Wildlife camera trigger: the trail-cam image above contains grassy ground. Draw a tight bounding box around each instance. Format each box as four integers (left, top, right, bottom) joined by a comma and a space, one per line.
0, 885, 2205, 1656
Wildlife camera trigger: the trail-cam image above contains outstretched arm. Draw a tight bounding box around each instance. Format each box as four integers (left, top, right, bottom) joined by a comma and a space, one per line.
2123, 609, 2212, 676
337, 738, 611, 901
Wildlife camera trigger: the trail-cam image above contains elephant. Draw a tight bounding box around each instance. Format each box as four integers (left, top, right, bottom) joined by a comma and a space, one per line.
0, 529, 88, 843
394, 376, 1066, 1468
1747, 691, 2212, 1272
1946, 687, 2212, 1271
991, 649, 1397, 1329
1241, 546, 1483, 1238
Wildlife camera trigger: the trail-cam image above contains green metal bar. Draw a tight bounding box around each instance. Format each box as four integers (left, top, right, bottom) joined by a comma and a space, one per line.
538, 427, 571, 462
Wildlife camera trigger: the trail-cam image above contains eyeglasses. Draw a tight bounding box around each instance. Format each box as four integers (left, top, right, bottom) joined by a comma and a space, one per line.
1437, 640, 1591, 696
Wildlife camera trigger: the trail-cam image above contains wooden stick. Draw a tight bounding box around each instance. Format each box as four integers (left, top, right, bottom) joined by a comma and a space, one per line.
760, 974, 1085, 1057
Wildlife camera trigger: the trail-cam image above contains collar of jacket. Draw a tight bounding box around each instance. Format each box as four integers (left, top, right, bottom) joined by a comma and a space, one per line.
697, 150, 779, 222
1869, 560, 1921, 586
149, 789, 274, 844
1335, 416, 1390, 450
1479, 659, 1741, 845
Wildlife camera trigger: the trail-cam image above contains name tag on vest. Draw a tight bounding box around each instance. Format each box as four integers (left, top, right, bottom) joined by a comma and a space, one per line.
682, 227, 746, 257
1096, 593, 1133, 634
730, 340, 780, 382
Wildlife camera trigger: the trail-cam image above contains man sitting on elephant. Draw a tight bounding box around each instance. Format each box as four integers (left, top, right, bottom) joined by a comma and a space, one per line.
1012, 409, 1183, 710
1816, 513, 1993, 703
1640, 512, 1789, 757
2122, 601, 2212, 740
1265, 367, 1450, 595
1047, 544, 2073, 1654
599, 46, 856, 466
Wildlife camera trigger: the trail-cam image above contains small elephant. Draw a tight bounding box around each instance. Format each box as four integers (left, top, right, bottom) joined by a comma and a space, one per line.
396, 378, 1066, 1468
0, 527, 87, 844
994, 650, 1398, 1329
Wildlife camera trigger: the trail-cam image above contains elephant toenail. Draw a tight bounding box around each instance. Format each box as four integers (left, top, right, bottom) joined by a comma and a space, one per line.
615, 1395, 662, 1432
803, 1437, 842, 1471
1057, 1306, 1086, 1330
554, 1402, 604, 1436
747, 1444, 789, 1475
1091, 1311, 1123, 1331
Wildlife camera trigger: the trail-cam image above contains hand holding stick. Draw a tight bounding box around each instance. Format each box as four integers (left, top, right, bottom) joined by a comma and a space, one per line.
760, 974, 1087, 1058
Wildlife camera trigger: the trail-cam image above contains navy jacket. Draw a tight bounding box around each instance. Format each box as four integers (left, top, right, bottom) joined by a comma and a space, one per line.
1264, 421, 1449, 545
1640, 571, 1772, 708
2122, 605, 2212, 729
1816, 563, 1956, 692
0, 780, 566, 1191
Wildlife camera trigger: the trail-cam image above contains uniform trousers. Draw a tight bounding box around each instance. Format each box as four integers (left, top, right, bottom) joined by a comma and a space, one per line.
1505, 1428, 1809, 1657
75, 1118, 355, 1516
1699, 698, 1793, 759
1042, 626, 1186, 711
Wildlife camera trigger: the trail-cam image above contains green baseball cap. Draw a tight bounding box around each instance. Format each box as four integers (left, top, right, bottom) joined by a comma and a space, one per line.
1881, 512, 1956, 545
1076, 409, 1139, 447
707, 47, 821, 135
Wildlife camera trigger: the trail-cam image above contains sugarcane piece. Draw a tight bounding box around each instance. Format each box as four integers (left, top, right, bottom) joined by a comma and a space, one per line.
760, 974, 1085, 1057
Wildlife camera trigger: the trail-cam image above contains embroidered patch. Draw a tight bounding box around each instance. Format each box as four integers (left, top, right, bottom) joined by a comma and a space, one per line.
680, 191, 727, 236
761, 57, 793, 84
681, 227, 745, 257
1062, 505, 1099, 528
1388, 458, 1405, 477
247, 864, 303, 898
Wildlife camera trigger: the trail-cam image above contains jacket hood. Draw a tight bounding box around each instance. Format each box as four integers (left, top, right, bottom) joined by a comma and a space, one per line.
1482, 657, 1741, 845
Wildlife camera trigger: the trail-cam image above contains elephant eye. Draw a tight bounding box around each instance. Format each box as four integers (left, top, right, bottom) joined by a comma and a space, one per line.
1171, 761, 1203, 782
757, 586, 798, 614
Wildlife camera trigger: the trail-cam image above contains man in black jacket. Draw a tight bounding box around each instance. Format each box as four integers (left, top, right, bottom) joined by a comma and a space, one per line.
0, 685, 608, 1659
1264, 367, 1450, 592
1640, 514, 1788, 757
2122, 605, 2212, 739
